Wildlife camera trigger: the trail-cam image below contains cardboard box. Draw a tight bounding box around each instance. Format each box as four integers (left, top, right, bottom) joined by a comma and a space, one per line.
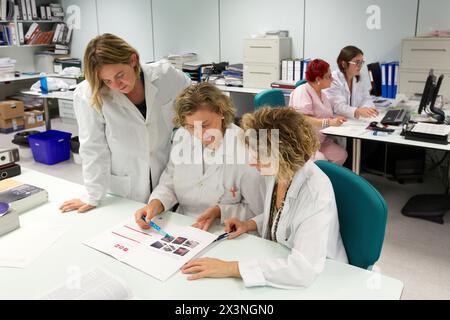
0, 101, 25, 120
24, 111, 45, 129
0, 117, 25, 133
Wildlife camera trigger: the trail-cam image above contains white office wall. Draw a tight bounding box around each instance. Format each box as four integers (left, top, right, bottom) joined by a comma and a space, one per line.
417, 0, 450, 35
152, 0, 220, 63
96, 0, 154, 63
61, 0, 99, 62
220, 0, 304, 64
304, 0, 417, 69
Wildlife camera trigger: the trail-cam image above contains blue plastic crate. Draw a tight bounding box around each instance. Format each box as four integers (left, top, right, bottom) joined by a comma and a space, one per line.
28, 130, 72, 165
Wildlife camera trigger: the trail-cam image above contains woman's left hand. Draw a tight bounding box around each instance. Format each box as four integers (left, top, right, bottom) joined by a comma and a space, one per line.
192, 206, 221, 231
181, 258, 240, 280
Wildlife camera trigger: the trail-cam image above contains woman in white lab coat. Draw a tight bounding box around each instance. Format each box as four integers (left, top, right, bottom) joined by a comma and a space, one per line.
135, 83, 265, 231
325, 45, 378, 119
181, 107, 348, 289
60, 34, 190, 213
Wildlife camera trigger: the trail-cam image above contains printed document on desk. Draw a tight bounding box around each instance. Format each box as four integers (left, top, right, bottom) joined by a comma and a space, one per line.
83, 218, 219, 281
410, 123, 450, 136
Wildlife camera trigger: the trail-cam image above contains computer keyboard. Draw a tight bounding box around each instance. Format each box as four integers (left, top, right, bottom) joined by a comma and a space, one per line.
381, 109, 408, 125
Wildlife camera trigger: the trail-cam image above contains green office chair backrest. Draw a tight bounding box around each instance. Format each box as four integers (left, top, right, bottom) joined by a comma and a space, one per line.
254, 89, 286, 109
315, 160, 388, 269
295, 79, 307, 87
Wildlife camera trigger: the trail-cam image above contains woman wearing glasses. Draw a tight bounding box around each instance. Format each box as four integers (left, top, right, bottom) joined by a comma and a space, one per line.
135, 82, 265, 232
289, 59, 347, 165
325, 45, 378, 119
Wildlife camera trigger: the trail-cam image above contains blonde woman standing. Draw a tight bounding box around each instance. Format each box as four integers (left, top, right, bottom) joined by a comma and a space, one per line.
60, 33, 190, 213
182, 107, 347, 288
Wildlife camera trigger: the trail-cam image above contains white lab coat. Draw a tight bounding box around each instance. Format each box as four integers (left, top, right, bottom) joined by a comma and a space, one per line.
325, 69, 375, 119
238, 160, 348, 289
73, 60, 191, 206
148, 124, 265, 222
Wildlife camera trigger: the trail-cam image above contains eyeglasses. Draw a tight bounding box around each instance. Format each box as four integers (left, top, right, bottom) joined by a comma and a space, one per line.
348, 60, 365, 67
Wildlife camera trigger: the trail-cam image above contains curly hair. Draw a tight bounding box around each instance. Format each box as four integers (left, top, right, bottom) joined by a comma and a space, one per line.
241, 107, 319, 181
173, 82, 236, 129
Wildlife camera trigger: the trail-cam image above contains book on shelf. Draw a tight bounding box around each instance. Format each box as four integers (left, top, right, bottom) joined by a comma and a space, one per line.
271, 79, 296, 90
0, 178, 48, 215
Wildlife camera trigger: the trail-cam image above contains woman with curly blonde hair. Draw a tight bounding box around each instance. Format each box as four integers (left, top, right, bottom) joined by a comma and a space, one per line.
182, 107, 348, 289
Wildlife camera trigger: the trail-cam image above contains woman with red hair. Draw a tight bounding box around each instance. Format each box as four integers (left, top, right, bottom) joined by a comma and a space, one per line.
289, 59, 347, 165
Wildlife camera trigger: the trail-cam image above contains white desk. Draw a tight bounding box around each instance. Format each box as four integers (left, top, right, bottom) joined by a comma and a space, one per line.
0, 169, 404, 300
322, 106, 450, 174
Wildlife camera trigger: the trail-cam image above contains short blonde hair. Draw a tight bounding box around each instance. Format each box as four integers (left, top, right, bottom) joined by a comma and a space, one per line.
241, 107, 319, 181
174, 82, 236, 129
84, 33, 141, 112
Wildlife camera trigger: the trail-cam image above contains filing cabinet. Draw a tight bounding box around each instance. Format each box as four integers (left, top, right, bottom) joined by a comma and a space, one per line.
243, 37, 291, 88
399, 37, 450, 101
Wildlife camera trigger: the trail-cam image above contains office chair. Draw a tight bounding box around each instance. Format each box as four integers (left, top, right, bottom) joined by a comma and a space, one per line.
315, 160, 388, 269
295, 79, 307, 87
253, 89, 286, 110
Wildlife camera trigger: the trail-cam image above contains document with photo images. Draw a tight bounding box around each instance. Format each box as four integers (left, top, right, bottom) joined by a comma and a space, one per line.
83, 218, 219, 281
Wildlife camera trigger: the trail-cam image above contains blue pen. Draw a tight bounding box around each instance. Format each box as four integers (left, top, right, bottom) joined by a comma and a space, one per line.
213, 232, 229, 242
141, 216, 171, 238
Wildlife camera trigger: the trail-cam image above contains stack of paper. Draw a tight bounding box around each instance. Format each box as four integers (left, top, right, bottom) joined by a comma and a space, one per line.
166, 53, 197, 70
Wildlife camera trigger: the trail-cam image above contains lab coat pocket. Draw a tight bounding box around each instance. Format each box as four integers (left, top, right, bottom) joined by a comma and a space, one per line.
109, 174, 131, 199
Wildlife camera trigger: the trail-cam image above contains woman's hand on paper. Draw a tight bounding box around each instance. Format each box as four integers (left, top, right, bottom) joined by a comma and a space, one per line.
59, 199, 96, 213
224, 218, 257, 240
355, 107, 378, 119
330, 116, 347, 127
181, 258, 240, 280
192, 206, 221, 231
135, 199, 164, 229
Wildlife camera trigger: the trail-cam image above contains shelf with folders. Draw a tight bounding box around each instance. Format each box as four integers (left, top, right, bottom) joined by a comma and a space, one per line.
0, 0, 69, 48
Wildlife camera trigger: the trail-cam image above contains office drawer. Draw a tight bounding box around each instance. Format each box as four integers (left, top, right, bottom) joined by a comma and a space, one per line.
244, 38, 291, 64
243, 64, 280, 89
58, 99, 74, 109
398, 69, 450, 101
401, 38, 450, 70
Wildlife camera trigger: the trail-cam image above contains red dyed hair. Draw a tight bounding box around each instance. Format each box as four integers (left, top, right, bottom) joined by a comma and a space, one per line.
305, 59, 330, 82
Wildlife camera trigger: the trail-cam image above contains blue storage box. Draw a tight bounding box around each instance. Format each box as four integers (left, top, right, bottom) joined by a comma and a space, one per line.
28, 130, 72, 165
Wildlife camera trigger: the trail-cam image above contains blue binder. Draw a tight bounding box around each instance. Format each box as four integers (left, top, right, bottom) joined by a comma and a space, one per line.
381, 63, 388, 98
392, 62, 399, 99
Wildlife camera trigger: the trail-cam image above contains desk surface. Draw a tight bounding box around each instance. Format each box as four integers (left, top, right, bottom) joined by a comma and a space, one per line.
21, 90, 74, 101
322, 109, 450, 152
0, 169, 404, 300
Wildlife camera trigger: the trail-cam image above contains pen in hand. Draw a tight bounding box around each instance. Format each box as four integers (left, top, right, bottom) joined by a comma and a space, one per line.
141, 216, 172, 238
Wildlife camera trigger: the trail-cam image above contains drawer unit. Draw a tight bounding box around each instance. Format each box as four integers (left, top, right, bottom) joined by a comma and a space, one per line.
401, 38, 450, 70
244, 37, 291, 64
243, 64, 280, 89
58, 99, 76, 119
398, 69, 450, 101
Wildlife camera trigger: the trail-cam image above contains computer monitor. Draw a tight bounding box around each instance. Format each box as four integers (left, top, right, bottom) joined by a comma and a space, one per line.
429, 74, 445, 124
418, 71, 436, 114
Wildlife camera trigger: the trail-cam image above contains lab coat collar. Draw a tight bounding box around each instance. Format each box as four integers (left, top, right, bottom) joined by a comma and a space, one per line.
286, 160, 315, 199
201, 123, 241, 180
107, 64, 159, 117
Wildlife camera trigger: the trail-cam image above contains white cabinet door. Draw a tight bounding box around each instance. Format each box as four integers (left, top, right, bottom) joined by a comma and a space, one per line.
152, 0, 220, 63
61, 0, 99, 61
96, 0, 154, 63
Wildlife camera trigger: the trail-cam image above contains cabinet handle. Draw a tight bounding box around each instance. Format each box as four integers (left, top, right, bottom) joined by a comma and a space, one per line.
408, 80, 426, 84
249, 72, 272, 75
410, 48, 446, 52
249, 46, 272, 49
